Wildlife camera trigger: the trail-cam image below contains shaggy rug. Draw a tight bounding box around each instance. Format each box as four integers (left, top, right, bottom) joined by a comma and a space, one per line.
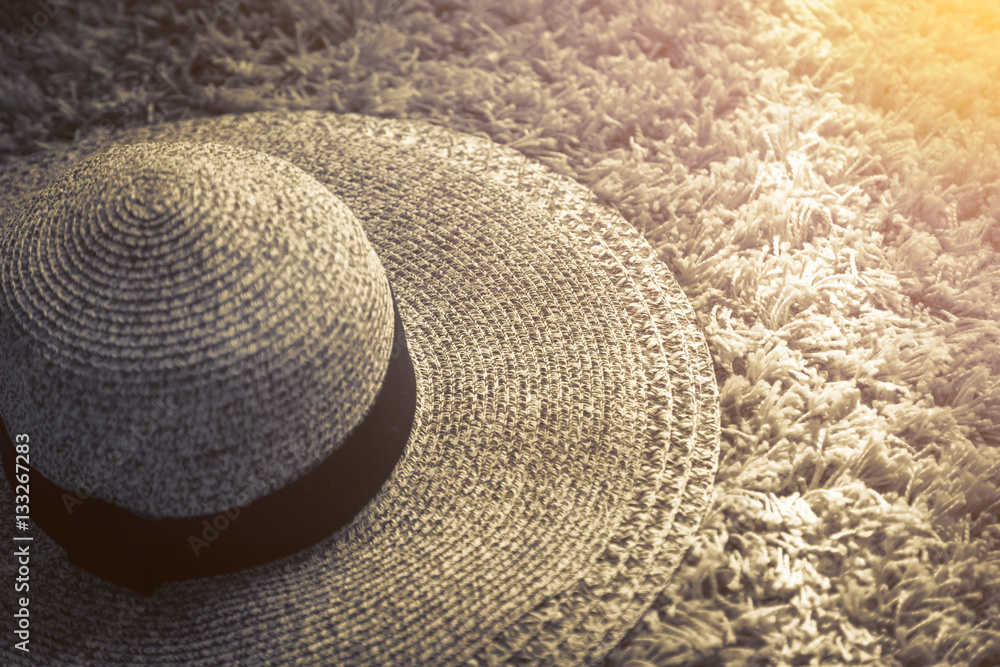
1, 0, 999, 665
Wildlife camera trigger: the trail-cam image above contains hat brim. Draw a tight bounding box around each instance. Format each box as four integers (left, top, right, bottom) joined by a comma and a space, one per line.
0, 112, 719, 666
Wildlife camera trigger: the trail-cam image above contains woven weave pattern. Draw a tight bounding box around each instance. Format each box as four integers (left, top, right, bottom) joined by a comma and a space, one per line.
0, 141, 394, 517
0, 112, 720, 666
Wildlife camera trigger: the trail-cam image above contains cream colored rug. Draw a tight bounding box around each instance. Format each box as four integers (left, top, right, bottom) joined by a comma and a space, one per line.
1, 0, 998, 664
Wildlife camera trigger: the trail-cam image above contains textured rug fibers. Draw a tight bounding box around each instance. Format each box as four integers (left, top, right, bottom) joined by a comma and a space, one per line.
1, 0, 999, 665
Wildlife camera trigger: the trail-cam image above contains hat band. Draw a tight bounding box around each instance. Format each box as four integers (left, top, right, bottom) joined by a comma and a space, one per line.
0, 295, 416, 595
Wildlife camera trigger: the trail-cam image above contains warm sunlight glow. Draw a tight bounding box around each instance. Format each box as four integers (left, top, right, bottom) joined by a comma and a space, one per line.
832, 0, 1000, 138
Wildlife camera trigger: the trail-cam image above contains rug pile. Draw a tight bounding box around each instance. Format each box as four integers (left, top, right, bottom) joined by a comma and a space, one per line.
1, 0, 998, 664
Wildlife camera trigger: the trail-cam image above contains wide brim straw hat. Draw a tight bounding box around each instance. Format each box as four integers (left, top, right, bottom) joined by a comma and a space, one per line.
0, 111, 719, 666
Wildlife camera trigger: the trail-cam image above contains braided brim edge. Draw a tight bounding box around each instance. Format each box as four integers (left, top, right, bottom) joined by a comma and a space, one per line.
0, 111, 720, 666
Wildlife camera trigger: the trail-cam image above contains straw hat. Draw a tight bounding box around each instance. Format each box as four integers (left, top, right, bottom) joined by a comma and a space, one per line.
0, 111, 719, 666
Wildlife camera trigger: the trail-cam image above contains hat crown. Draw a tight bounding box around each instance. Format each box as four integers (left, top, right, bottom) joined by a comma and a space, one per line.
0, 142, 395, 518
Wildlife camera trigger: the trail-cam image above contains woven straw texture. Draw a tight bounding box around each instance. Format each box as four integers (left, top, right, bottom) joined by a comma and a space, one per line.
0, 111, 719, 666
1, 140, 395, 518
